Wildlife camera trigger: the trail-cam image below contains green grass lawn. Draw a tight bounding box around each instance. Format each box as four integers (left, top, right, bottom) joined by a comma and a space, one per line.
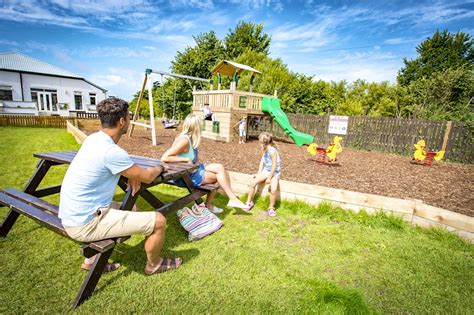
0, 126, 473, 314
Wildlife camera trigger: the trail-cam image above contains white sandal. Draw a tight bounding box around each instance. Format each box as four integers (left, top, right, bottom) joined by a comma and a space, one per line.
227, 199, 247, 209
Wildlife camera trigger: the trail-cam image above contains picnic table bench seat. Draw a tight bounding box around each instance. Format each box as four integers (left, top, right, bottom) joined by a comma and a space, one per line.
0, 188, 118, 308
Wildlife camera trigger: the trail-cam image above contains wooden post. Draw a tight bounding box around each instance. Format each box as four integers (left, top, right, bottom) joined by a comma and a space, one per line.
128, 74, 147, 137
441, 121, 453, 152
147, 74, 157, 146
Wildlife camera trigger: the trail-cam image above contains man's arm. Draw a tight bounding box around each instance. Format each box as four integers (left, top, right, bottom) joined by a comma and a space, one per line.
121, 163, 167, 184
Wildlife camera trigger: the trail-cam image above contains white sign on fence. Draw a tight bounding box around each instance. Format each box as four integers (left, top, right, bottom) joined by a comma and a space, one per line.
328, 115, 349, 135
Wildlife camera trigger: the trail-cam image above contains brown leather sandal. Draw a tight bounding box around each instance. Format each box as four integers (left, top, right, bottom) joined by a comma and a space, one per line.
144, 257, 182, 275
81, 262, 121, 273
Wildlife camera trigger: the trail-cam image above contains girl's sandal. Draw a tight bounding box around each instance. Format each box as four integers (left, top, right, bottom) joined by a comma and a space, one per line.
243, 201, 254, 212
267, 207, 277, 217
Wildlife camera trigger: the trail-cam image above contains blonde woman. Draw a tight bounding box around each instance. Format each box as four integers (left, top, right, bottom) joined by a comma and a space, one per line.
161, 114, 247, 213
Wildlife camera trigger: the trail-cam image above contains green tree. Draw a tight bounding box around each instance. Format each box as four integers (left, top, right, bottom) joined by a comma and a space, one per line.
397, 30, 474, 122
407, 67, 474, 121
129, 88, 164, 119
224, 21, 271, 60
172, 30, 224, 79
398, 30, 473, 86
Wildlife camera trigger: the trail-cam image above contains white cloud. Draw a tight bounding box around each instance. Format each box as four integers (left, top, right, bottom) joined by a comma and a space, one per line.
49, 0, 152, 14
0, 0, 93, 29
77, 47, 157, 59
148, 18, 196, 33
305, 2, 474, 30
383, 37, 416, 45
269, 18, 338, 54
228, 0, 283, 11
0, 39, 19, 47
286, 49, 402, 83
88, 68, 145, 100
169, 0, 214, 9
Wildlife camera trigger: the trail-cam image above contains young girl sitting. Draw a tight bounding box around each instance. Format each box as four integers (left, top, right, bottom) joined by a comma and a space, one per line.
161, 114, 247, 213
244, 132, 281, 217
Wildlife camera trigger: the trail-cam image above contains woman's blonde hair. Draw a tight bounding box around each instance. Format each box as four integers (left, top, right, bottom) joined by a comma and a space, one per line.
180, 113, 202, 148
258, 132, 275, 151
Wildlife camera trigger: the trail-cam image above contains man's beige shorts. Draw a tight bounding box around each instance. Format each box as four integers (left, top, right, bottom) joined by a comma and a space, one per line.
65, 202, 156, 243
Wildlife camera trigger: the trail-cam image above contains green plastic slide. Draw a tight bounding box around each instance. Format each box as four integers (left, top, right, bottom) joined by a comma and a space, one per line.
261, 97, 314, 146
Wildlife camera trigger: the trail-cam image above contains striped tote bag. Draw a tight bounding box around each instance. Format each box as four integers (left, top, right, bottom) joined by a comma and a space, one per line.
177, 204, 223, 241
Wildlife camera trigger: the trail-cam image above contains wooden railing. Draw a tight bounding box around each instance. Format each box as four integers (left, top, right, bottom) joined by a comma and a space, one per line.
192, 90, 271, 112
68, 111, 98, 119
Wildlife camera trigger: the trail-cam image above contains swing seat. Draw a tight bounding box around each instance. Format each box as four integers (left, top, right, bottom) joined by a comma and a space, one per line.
162, 120, 179, 129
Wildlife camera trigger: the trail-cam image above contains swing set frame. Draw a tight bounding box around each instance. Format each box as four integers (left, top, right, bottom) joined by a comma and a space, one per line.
127, 69, 211, 145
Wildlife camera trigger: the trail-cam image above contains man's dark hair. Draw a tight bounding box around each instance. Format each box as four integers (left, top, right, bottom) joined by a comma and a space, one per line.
97, 97, 129, 128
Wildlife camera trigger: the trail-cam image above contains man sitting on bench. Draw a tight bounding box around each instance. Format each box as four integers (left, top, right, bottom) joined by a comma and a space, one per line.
59, 97, 182, 275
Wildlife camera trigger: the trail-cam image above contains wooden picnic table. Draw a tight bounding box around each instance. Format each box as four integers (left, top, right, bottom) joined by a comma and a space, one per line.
0, 150, 216, 308
28, 150, 211, 214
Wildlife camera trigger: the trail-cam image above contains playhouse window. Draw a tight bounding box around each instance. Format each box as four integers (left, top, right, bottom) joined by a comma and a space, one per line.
239, 96, 247, 108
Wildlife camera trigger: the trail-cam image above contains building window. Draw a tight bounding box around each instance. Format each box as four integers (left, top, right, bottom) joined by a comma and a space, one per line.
89, 93, 96, 106
51, 93, 58, 111
0, 89, 13, 101
74, 92, 82, 110
30, 88, 57, 111
31, 91, 38, 104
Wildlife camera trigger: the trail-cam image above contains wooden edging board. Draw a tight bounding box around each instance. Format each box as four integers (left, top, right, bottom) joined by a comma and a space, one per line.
228, 172, 474, 243
66, 121, 87, 144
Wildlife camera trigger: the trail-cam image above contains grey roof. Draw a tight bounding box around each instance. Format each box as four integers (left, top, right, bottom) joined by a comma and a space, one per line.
0, 52, 107, 92
0, 52, 81, 78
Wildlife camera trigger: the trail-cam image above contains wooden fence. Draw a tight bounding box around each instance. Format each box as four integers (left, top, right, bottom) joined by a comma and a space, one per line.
0, 115, 100, 129
247, 114, 474, 163
0, 115, 71, 128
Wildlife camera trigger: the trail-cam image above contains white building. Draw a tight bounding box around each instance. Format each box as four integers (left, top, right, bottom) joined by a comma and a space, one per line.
0, 52, 107, 116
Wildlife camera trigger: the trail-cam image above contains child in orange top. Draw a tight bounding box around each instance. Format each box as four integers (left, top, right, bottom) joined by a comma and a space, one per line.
244, 132, 281, 217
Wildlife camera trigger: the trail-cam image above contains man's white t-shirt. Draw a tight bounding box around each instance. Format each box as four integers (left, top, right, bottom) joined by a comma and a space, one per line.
59, 131, 134, 227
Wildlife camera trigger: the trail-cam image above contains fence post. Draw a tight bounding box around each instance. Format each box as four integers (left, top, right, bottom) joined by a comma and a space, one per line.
441, 121, 453, 152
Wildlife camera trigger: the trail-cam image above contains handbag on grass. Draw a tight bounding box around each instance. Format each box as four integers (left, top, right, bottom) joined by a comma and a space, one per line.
177, 204, 223, 241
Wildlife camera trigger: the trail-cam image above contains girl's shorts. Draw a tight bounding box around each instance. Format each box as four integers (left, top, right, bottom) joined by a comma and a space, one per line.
264, 169, 280, 177
172, 163, 205, 187
239, 129, 246, 137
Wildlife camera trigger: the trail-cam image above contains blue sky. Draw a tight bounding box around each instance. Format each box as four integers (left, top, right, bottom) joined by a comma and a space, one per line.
1, 0, 473, 100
